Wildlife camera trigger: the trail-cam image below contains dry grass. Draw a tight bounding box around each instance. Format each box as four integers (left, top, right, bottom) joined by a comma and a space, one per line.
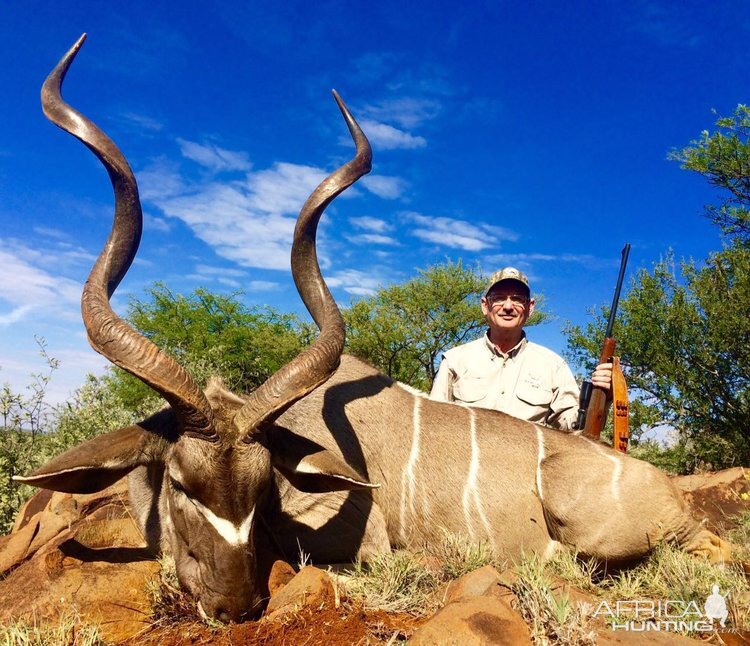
145, 554, 225, 631
524, 539, 750, 639
339, 530, 496, 616
340, 550, 440, 615
512, 555, 597, 645
0, 609, 106, 646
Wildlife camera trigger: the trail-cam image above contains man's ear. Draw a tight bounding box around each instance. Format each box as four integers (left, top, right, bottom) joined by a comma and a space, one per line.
263, 428, 378, 493
528, 297, 536, 318
14, 422, 169, 494
480, 296, 490, 317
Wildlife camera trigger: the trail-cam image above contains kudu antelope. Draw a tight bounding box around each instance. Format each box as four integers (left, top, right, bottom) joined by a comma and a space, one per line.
19, 35, 730, 623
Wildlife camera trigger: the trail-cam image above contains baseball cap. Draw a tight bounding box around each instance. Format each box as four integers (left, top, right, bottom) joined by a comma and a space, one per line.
484, 267, 530, 296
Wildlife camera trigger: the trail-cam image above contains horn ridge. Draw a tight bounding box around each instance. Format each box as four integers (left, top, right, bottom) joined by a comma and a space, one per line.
43, 36, 217, 440
235, 91, 371, 437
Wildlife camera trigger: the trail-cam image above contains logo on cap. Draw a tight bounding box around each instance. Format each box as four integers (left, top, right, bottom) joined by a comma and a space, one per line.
485, 267, 530, 295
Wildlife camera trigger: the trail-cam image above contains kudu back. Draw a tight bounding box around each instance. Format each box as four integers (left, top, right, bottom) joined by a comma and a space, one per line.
18, 35, 729, 624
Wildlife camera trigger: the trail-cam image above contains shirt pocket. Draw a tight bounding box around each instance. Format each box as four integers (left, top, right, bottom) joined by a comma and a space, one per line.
453, 376, 490, 403
515, 381, 553, 408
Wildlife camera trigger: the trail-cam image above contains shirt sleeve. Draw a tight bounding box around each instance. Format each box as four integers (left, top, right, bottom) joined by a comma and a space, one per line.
546, 360, 580, 431
429, 356, 455, 402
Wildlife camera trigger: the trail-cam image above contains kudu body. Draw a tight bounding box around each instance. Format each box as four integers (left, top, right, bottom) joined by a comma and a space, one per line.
19, 36, 729, 624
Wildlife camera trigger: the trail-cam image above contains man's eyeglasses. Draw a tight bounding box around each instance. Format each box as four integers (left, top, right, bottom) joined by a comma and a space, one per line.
486, 294, 529, 308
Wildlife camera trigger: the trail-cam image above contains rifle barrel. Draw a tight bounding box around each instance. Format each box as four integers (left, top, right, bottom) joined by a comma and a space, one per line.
605, 243, 631, 339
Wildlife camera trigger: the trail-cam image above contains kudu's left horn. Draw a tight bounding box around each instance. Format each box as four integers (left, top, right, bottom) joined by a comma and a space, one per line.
43, 35, 217, 440
235, 90, 372, 438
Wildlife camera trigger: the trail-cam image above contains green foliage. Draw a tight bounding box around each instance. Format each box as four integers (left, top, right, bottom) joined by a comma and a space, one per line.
108, 283, 310, 413
0, 340, 60, 533
669, 105, 750, 240
344, 260, 551, 391
0, 346, 140, 534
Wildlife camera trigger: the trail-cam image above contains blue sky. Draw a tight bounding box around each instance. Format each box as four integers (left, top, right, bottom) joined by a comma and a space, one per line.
1, 1, 748, 404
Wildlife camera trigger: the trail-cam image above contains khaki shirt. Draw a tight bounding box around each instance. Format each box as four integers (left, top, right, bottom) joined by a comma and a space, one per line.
429, 333, 580, 430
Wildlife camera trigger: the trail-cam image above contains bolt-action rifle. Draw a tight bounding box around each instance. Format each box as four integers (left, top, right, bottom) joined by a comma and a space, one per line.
574, 244, 631, 453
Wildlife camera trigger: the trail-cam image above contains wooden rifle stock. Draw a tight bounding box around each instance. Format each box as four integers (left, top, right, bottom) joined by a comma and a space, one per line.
583, 337, 616, 440
581, 243, 630, 452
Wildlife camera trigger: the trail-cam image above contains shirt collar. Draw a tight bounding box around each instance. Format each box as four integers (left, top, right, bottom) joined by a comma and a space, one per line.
484, 330, 527, 359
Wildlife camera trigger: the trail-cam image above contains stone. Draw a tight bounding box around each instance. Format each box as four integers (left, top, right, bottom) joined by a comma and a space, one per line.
0, 481, 160, 643
443, 565, 503, 603
410, 595, 532, 646
268, 559, 297, 598
265, 566, 335, 619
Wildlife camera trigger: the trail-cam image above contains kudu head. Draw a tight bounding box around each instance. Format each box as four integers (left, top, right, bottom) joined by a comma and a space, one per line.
16, 35, 374, 622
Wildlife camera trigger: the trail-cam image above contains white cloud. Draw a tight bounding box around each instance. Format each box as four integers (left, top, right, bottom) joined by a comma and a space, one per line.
144, 213, 171, 233
143, 161, 338, 271
246, 163, 328, 214
358, 119, 426, 150
361, 174, 407, 199
486, 252, 615, 270
248, 280, 279, 292
402, 212, 519, 252
33, 226, 71, 241
177, 138, 252, 173
118, 111, 164, 132
0, 305, 34, 326
346, 233, 400, 246
350, 216, 392, 233
194, 264, 248, 278
362, 97, 441, 129
138, 159, 187, 201
0, 242, 81, 325
327, 269, 383, 296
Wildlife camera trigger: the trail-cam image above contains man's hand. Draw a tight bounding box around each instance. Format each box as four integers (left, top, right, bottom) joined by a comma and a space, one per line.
591, 362, 613, 397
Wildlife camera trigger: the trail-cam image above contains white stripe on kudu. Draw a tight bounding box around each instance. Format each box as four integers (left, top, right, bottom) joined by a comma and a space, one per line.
169, 465, 255, 546
462, 407, 493, 545
592, 443, 623, 503
399, 395, 422, 541
535, 426, 546, 503
192, 500, 256, 547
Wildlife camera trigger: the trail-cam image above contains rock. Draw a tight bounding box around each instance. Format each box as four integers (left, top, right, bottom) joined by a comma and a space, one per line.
0, 481, 160, 643
268, 559, 297, 598
265, 566, 335, 620
410, 595, 532, 645
673, 467, 750, 532
444, 565, 503, 603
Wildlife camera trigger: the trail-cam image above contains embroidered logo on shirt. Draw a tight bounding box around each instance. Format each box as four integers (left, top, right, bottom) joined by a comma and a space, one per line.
522, 375, 543, 389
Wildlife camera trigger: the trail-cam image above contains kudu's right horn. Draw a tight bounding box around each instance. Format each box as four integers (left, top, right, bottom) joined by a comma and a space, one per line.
42, 35, 217, 440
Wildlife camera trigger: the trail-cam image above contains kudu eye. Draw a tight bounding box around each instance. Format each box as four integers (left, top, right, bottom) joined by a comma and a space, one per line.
170, 477, 187, 494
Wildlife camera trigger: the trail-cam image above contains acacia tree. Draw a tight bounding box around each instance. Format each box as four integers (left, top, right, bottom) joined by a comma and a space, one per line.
344, 260, 550, 392
566, 106, 750, 472
107, 283, 310, 415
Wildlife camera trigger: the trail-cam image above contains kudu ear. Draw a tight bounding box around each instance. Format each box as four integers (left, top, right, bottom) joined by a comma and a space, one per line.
14, 413, 174, 494
265, 428, 379, 494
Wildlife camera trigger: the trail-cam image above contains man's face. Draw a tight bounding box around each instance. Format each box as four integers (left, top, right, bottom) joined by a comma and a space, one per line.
481, 280, 535, 333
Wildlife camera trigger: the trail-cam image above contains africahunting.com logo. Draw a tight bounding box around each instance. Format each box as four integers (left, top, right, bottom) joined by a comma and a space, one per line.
591, 584, 729, 632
